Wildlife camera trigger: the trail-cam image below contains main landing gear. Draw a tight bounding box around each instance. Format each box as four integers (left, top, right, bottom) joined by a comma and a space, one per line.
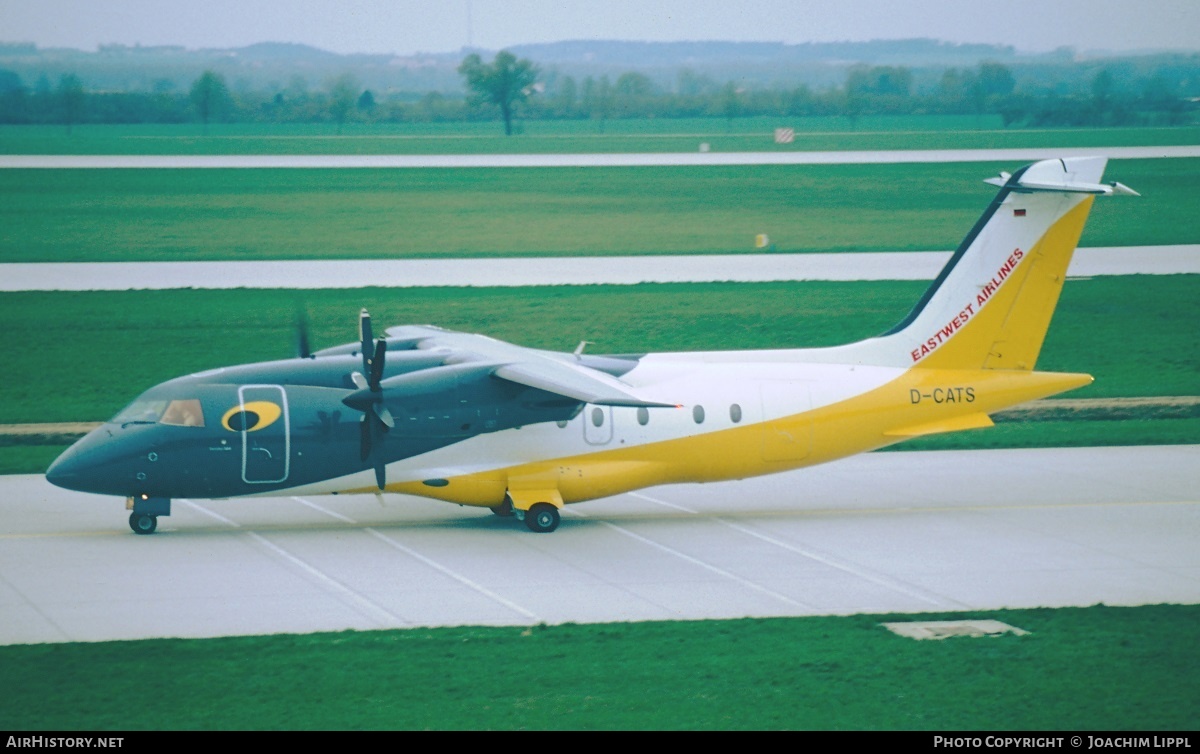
524, 502, 561, 533
501, 493, 562, 533
490, 496, 514, 517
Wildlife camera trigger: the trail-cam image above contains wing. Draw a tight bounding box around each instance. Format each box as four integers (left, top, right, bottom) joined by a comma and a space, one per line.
493, 360, 674, 408
377, 325, 674, 408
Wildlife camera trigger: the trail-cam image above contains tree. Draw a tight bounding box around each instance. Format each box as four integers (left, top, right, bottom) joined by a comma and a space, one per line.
57, 73, 84, 134
720, 82, 741, 131
357, 89, 376, 113
189, 70, 229, 134
581, 75, 614, 132
615, 72, 655, 118
552, 75, 577, 118
977, 62, 1015, 99
328, 73, 359, 134
458, 50, 539, 135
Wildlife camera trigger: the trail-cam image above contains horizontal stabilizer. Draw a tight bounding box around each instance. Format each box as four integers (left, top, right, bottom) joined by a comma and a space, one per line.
884, 412, 994, 438
984, 158, 1140, 195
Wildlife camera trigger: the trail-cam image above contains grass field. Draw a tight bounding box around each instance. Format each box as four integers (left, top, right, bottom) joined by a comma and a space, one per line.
3, 117, 1199, 154
0, 275, 1196, 477
1, 158, 1197, 263
1, 604, 1196, 730
1, 277, 1196, 425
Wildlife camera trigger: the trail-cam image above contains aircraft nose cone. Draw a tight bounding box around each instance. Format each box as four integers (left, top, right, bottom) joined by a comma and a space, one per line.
45, 447, 82, 490
45, 430, 127, 494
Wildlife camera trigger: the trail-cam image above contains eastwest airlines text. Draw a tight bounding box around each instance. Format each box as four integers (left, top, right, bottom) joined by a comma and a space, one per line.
911, 248, 1025, 363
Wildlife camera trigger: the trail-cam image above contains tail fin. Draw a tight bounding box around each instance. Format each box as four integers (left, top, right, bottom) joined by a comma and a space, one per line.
850, 156, 1136, 370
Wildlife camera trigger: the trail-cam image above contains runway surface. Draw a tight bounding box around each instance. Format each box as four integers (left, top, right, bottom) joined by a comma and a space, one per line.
3, 145, 1199, 169
2, 444, 1196, 646
3, 246, 1196, 291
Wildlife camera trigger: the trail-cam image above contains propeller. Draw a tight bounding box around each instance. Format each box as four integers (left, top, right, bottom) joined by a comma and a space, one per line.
343, 308, 393, 490
295, 304, 312, 359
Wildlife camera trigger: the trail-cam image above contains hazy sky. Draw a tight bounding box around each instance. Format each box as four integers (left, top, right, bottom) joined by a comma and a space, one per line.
2, 0, 1197, 55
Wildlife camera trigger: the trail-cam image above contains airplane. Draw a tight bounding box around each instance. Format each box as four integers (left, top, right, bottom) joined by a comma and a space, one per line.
46, 156, 1137, 535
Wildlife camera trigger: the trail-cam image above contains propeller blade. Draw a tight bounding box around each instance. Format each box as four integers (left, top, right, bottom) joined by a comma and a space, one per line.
358, 308, 373, 375
359, 416, 371, 462
374, 457, 387, 491
374, 403, 395, 429
369, 339, 387, 389
369, 413, 388, 489
295, 306, 312, 359
353, 308, 389, 488
358, 308, 373, 349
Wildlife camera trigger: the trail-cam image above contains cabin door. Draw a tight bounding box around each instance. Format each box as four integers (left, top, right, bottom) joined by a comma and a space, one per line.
238, 385, 291, 484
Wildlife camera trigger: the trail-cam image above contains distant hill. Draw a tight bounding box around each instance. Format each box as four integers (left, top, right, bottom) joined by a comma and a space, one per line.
510, 38, 1019, 67
0, 37, 1193, 97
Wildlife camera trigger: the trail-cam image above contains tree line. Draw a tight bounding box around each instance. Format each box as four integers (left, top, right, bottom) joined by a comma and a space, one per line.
0, 53, 1192, 132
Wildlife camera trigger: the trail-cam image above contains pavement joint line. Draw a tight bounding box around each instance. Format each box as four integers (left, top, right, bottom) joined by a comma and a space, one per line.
364, 527, 542, 622
628, 490, 698, 513
247, 530, 406, 628
178, 498, 239, 527
597, 519, 816, 610
627, 489, 961, 608
290, 495, 357, 523
714, 517, 965, 609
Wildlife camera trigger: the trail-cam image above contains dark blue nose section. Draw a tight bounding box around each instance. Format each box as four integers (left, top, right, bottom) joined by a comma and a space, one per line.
46, 438, 117, 493
46, 444, 86, 491
45, 426, 145, 496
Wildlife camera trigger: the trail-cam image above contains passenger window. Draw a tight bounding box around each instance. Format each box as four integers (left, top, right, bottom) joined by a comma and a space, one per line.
161, 399, 205, 427
693, 405, 705, 424
730, 404, 743, 423
637, 407, 649, 426
591, 407, 605, 427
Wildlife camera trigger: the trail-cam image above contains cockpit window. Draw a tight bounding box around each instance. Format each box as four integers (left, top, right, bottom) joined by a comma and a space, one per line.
161, 399, 205, 427
112, 400, 168, 424
112, 399, 204, 427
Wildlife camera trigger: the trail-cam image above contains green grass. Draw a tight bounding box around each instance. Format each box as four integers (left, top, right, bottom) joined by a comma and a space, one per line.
1, 158, 1196, 262
2, 241, 1194, 475
0, 276, 1195, 426
1, 605, 1196, 730
2, 118, 1199, 154
0, 444, 67, 475
887, 417, 1200, 452
3, 276, 1195, 475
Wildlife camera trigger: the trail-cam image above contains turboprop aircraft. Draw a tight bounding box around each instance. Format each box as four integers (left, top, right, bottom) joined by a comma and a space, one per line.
46, 156, 1136, 534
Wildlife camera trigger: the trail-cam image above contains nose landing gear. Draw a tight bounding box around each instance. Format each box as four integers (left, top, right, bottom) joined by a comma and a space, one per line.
129, 512, 158, 535
126, 496, 171, 535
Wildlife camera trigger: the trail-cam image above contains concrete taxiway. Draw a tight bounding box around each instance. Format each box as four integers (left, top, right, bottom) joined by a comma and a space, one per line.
1, 444, 1196, 646
2, 246, 1196, 291
4, 145, 1199, 169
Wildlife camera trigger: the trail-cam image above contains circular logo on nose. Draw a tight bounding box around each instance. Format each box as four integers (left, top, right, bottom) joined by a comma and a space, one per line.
222, 402, 282, 432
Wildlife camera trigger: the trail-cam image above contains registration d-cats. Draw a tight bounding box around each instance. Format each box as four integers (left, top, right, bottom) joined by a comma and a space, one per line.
46, 157, 1137, 534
